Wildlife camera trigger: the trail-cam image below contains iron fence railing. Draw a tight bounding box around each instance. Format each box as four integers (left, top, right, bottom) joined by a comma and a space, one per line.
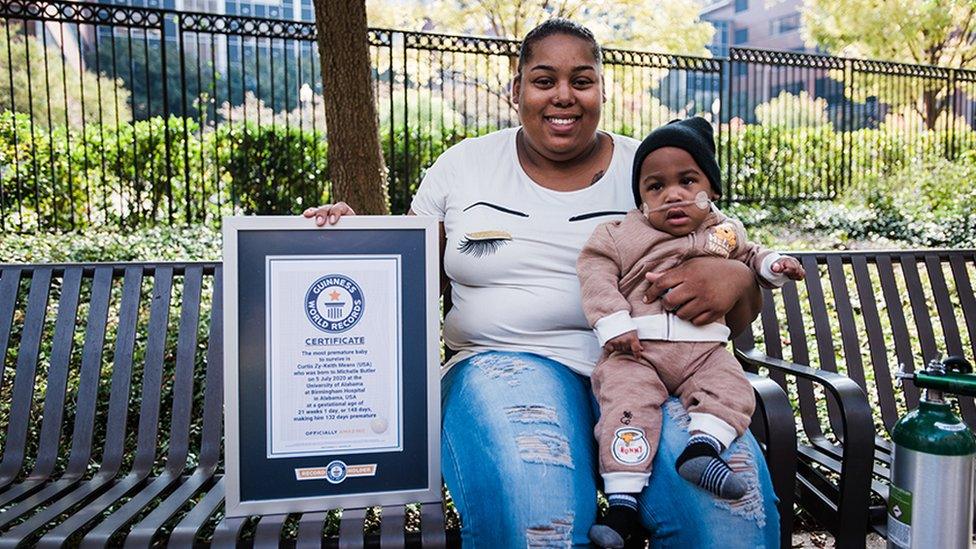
2, 0, 976, 232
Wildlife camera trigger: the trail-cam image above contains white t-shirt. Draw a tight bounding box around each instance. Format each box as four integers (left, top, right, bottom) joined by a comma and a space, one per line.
410, 127, 639, 376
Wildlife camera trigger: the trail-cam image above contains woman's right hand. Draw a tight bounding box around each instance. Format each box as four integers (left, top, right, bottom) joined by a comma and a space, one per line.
302, 202, 356, 226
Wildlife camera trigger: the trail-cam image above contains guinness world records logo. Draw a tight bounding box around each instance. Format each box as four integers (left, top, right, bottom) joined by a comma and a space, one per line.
325, 460, 347, 484
305, 274, 365, 333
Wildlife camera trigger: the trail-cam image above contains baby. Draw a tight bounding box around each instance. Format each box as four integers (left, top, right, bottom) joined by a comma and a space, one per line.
577, 117, 805, 548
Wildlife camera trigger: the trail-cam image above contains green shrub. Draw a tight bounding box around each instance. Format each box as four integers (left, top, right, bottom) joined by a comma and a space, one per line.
839, 158, 976, 247
0, 225, 221, 263
727, 156, 976, 249
216, 122, 329, 215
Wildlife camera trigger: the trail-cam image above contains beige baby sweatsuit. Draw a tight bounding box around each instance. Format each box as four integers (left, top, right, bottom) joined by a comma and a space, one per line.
577, 208, 788, 494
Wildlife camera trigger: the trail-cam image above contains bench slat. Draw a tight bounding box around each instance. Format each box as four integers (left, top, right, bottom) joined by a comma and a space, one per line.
212, 515, 247, 549
64, 266, 114, 477
899, 253, 940, 363
827, 256, 866, 389
199, 265, 224, 471
0, 267, 23, 391
168, 476, 225, 546
759, 287, 787, 389
296, 511, 328, 549
132, 267, 173, 474
32, 267, 83, 479
380, 506, 406, 548
949, 254, 976, 360
0, 267, 52, 488
803, 255, 845, 437
876, 255, 920, 408
420, 502, 446, 548
851, 255, 900, 431
338, 507, 367, 548
782, 278, 824, 440
165, 265, 204, 469
102, 267, 146, 474
253, 513, 287, 548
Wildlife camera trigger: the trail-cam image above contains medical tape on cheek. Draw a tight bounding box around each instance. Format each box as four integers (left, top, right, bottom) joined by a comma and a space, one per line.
644, 191, 712, 215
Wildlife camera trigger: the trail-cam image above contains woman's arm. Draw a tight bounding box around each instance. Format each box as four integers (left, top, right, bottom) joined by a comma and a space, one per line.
644, 257, 761, 337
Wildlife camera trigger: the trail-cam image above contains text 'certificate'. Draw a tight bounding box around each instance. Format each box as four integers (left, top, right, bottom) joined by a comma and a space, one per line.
266, 255, 403, 458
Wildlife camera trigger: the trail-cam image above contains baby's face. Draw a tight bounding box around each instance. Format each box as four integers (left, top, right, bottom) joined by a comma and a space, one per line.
637, 147, 716, 237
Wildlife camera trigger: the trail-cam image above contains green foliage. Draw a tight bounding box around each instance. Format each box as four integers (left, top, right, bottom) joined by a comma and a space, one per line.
0, 111, 331, 229
0, 225, 221, 263
216, 122, 329, 215
837, 157, 976, 247
0, 25, 131, 129
754, 91, 829, 128
727, 156, 976, 250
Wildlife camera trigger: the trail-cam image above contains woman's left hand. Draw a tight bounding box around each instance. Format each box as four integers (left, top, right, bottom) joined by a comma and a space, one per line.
302, 202, 356, 226
644, 257, 758, 327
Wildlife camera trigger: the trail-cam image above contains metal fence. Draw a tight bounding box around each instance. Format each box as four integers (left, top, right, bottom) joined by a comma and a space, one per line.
2, 0, 976, 232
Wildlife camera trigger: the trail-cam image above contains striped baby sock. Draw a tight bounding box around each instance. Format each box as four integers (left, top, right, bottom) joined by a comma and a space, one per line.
588, 493, 639, 548
675, 433, 747, 499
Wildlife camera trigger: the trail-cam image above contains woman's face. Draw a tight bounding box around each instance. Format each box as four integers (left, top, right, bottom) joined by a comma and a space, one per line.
512, 33, 604, 161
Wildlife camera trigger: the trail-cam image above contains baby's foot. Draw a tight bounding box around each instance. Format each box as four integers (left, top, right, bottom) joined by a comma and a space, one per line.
675, 434, 747, 499
588, 493, 638, 548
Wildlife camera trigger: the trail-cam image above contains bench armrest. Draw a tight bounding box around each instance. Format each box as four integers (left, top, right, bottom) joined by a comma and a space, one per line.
746, 371, 796, 549
737, 347, 873, 544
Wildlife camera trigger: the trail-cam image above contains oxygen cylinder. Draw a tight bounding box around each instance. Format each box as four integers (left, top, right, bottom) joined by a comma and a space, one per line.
888, 356, 976, 549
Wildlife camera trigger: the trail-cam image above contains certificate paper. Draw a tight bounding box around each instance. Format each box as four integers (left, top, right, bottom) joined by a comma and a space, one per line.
266, 256, 402, 458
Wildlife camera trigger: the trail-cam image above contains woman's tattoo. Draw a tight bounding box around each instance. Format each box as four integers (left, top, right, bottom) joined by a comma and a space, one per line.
590, 170, 605, 185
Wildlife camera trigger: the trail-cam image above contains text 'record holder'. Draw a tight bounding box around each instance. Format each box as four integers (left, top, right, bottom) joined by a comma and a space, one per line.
223, 216, 441, 517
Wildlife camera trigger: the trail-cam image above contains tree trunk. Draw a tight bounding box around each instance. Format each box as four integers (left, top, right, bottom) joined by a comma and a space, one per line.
922, 88, 943, 131
313, 0, 389, 214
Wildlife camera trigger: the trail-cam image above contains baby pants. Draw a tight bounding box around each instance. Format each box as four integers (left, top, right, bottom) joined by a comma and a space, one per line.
591, 340, 756, 493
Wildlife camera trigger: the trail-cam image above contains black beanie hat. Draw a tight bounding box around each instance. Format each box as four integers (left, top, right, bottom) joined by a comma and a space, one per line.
631, 117, 722, 207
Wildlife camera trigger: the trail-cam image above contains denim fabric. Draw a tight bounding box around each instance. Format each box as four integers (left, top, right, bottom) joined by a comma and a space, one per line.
441, 351, 780, 548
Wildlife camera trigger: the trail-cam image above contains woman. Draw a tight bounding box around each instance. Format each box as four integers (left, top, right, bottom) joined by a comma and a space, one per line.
306, 19, 779, 548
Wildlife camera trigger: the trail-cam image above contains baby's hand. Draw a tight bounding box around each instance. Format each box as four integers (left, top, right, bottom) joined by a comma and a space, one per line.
772, 256, 805, 280
604, 330, 642, 357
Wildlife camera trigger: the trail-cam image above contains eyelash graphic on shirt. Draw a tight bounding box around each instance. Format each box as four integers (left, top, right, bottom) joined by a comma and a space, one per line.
568, 211, 628, 222
463, 202, 529, 217
457, 230, 513, 257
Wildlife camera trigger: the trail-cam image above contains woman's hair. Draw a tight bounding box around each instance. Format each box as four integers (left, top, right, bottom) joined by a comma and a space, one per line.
516, 18, 602, 76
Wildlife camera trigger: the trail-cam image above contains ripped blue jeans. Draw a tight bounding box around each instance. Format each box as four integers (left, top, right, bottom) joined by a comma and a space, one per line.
442, 351, 780, 548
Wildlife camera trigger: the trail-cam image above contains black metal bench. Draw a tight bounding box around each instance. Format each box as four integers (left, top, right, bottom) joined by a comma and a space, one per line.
733, 248, 976, 549
0, 262, 796, 546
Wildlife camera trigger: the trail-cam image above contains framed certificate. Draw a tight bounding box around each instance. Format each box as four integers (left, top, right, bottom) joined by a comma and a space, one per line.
223, 216, 441, 517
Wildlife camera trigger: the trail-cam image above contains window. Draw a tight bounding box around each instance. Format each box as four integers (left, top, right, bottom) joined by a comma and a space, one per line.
733, 28, 749, 45
735, 0, 748, 12
708, 20, 730, 56
770, 14, 801, 35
